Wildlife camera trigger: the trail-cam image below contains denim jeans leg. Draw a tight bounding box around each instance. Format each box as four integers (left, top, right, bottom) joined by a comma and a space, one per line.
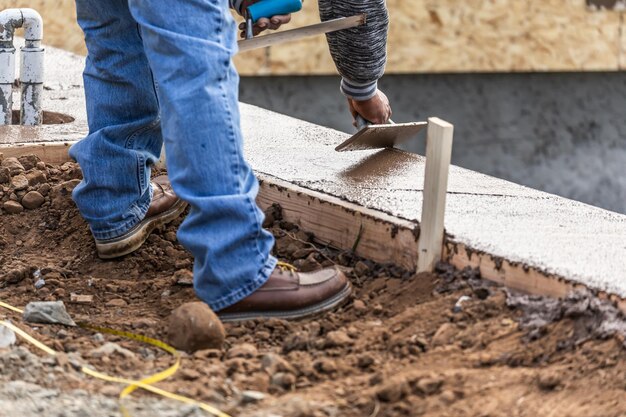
127, 0, 276, 310
71, 0, 163, 240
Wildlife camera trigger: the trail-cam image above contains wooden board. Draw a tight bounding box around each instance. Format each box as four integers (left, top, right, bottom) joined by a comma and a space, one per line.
0, 142, 72, 165
256, 174, 420, 271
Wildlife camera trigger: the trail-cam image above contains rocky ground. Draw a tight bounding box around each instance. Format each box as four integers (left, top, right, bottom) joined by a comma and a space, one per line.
1, 154, 626, 417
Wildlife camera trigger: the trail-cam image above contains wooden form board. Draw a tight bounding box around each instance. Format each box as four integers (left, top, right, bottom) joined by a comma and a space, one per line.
3, 0, 626, 74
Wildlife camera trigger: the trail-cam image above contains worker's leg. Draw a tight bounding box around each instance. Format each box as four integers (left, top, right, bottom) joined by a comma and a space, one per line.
70, 0, 163, 239
127, 0, 277, 310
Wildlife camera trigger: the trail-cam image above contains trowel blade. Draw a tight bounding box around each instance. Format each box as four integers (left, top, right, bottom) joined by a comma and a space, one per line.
335, 122, 428, 152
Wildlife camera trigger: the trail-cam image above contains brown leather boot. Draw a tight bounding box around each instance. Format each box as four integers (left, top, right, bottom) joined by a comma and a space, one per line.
218, 263, 352, 322
95, 175, 187, 259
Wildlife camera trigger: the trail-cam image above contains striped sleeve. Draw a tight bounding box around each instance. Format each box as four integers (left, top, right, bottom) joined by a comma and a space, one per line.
318, 0, 389, 101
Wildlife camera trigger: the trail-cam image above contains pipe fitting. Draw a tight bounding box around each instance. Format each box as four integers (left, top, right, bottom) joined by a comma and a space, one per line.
0, 8, 44, 126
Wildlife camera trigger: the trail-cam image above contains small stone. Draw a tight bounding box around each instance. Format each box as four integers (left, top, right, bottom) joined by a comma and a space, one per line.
23, 301, 76, 326
537, 371, 561, 391
26, 170, 47, 186
440, 390, 457, 405
0, 324, 17, 348
352, 299, 367, 312
240, 390, 266, 404
1, 267, 29, 285
271, 372, 296, 390
174, 269, 193, 286
17, 154, 40, 171
376, 379, 409, 403
1, 157, 25, 176
0, 167, 10, 184
167, 302, 225, 352
313, 358, 337, 374
180, 368, 201, 381
10, 174, 29, 191
227, 343, 258, 359
432, 323, 456, 347
261, 353, 295, 376
89, 342, 136, 359
324, 330, 354, 348
357, 354, 375, 369
21, 191, 45, 209
354, 261, 370, 276
70, 294, 94, 304
106, 298, 127, 307
3, 200, 24, 214
416, 376, 444, 395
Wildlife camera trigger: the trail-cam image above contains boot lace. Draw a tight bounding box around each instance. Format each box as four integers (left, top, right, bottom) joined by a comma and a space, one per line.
277, 261, 297, 275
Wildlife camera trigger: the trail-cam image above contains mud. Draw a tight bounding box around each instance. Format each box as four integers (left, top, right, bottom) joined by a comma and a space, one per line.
1, 158, 626, 417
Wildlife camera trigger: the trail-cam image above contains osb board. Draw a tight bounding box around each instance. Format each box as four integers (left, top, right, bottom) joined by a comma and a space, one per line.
2, 0, 625, 73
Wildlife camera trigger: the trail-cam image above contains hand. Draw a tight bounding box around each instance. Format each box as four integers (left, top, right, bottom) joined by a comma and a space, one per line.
239, 0, 292, 38
348, 89, 392, 127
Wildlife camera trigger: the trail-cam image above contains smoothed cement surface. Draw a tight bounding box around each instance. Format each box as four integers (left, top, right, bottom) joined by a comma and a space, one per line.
240, 103, 626, 298
13, 42, 626, 299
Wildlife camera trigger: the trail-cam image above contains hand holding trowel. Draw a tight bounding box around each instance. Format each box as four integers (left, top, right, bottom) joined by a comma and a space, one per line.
335, 113, 428, 152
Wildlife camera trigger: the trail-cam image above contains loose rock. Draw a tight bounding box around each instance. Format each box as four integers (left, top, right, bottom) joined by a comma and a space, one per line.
324, 330, 354, 348
11, 174, 29, 191
106, 298, 127, 307
227, 343, 258, 359
23, 301, 76, 327
3, 200, 24, 214
167, 302, 225, 352
432, 323, 456, 347
0, 324, 17, 348
89, 342, 136, 359
416, 376, 444, 395
1, 157, 25, 176
21, 191, 45, 209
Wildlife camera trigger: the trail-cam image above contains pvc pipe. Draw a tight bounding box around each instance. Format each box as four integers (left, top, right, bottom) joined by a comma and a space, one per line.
0, 8, 44, 126
0, 44, 15, 125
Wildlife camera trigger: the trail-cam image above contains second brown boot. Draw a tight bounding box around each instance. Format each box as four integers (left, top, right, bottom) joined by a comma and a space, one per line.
218, 263, 352, 322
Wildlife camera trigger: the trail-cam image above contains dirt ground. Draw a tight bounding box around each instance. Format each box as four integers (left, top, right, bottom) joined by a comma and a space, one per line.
1, 155, 626, 417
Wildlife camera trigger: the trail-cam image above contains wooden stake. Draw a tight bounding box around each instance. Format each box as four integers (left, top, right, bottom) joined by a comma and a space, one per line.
417, 117, 454, 273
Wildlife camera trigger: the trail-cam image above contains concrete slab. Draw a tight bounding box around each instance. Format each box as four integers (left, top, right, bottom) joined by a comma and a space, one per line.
7, 42, 626, 301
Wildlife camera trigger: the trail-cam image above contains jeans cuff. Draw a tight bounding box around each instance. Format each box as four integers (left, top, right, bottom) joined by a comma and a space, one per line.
209, 255, 278, 312
91, 186, 153, 241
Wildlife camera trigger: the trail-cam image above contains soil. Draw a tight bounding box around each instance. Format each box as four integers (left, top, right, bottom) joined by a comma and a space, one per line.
1, 155, 626, 417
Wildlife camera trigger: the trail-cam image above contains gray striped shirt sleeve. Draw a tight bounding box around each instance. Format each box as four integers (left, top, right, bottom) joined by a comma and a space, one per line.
318, 0, 389, 101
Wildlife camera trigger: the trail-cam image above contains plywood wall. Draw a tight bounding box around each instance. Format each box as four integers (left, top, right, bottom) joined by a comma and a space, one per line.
1, 0, 624, 75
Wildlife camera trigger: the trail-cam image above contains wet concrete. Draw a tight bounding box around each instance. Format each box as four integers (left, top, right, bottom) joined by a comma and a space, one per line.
17, 41, 626, 300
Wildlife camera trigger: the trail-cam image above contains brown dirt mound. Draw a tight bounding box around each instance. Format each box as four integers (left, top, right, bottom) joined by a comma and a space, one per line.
1, 155, 626, 417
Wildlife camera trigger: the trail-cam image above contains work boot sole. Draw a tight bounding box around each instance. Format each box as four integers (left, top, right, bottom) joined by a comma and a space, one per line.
96, 199, 188, 259
218, 281, 353, 322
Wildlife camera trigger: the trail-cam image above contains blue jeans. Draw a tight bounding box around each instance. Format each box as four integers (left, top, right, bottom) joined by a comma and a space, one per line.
71, 0, 277, 310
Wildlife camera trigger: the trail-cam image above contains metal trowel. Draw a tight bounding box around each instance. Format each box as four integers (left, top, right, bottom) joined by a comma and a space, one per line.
335, 115, 428, 152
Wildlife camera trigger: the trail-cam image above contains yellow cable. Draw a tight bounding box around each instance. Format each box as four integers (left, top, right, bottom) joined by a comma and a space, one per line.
0, 302, 230, 417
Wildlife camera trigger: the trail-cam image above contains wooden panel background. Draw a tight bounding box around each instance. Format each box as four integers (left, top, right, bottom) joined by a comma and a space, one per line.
1, 0, 624, 74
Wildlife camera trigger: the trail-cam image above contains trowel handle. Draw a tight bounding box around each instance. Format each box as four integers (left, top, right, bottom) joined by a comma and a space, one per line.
246, 0, 303, 23
355, 114, 395, 130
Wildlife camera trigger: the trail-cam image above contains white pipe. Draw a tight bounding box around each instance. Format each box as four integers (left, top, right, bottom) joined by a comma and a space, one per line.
0, 8, 44, 126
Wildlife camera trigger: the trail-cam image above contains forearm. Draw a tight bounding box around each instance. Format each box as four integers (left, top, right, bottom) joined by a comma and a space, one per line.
318, 0, 389, 101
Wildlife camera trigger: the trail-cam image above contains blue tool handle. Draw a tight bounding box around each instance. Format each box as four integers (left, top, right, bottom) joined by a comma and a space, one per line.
247, 0, 303, 23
